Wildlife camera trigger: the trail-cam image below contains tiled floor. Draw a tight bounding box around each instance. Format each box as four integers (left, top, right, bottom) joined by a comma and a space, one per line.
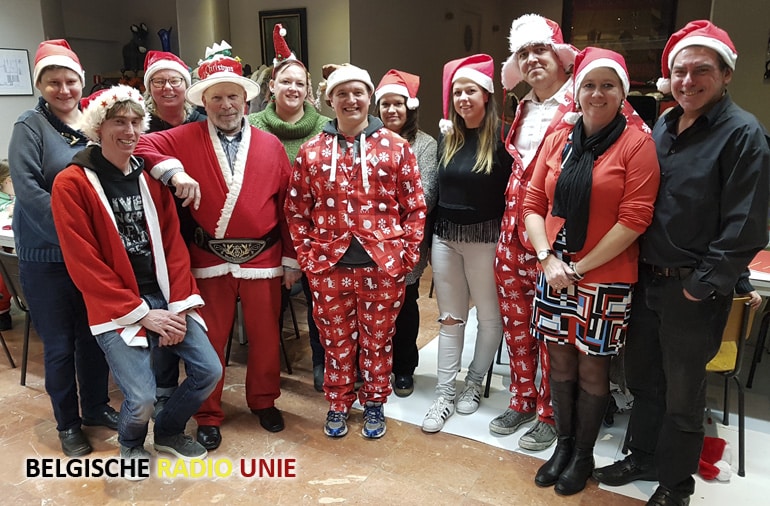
0, 268, 656, 505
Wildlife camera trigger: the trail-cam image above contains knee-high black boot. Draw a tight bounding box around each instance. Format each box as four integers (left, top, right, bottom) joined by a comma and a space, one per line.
535, 380, 577, 487
554, 389, 609, 496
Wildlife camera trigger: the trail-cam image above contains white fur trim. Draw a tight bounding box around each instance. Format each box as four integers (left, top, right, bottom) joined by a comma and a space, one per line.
375, 83, 410, 104
34, 54, 85, 84
144, 59, 191, 90
186, 74, 260, 107
325, 65, 375, 98
149, 158, 183, 181
508, 14, 557, 54
453, 67, 493, 93
575, 58, 630, 94
562, 111, 581, 125
714, 460, 731, 481
79, 85, 150, 142
668, 35, 737, 70
207, 119, 250, 238
282, 257, 300, 270
192, 264, 284, 280
406, 97, 419, 109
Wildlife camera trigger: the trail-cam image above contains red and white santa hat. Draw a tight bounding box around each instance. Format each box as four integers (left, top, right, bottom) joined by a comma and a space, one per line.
501, 14, 578, 90
440, 54, 495, 134
656, 20, 738, 94
33, 39, 85, 85
375, 69, 420, 110
78, 84, 149, 142
143, 50, 192, 90
273, 23, 299, 67
574, 47, 630, 96
324, 64, 375, 99
185, 42, 261, 107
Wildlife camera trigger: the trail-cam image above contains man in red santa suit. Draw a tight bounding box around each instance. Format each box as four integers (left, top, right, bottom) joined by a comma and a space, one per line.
286, 64, 426, 439
135, 42, 300, 451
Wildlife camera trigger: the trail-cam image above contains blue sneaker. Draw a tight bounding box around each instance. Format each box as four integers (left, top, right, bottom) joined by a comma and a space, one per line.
362, 401, 386, 439
324, 411, 348, 438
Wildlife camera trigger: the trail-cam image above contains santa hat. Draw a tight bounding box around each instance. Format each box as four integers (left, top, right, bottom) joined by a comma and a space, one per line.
501, 14, 577, 90
272, 23, 298, 67
375, 69, 420, 110
186, 41, 260, 107
574, 47, 631, 96
657, 20, 738, 94
78, 85, 149, 142
33, 39, 85, 85
143, 50, 192, 90
324, 64, 375, 99
699, 436, 733, 482
440, 54, 494, 134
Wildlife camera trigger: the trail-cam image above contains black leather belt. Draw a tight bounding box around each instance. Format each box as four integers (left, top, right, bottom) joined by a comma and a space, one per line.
193, 226, 279, 264
648, 264, 694, 279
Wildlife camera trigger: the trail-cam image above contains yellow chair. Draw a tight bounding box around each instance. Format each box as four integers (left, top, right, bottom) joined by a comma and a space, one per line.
706, 296, 754, 477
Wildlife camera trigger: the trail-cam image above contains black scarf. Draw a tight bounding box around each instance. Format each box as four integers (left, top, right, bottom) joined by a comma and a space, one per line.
552, 113, 626, 252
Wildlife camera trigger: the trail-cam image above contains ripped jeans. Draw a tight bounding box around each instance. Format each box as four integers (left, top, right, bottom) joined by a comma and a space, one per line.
430, 235, 503, 399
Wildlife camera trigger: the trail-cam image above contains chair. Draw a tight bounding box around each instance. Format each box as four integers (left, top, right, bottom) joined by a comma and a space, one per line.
0, 250, 32, 384
706, 296, 754, 477
746, 307, 770, 389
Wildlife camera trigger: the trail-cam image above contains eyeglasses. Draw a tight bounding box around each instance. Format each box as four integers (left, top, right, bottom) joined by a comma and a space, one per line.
150, 77, 184, 89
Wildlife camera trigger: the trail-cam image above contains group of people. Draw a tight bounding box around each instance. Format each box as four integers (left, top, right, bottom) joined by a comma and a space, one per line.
6, 12, 769, 506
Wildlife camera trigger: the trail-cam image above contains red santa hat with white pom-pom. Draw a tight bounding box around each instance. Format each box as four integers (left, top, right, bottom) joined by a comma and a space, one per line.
699, 436, 733, 482
439, 54, 495, 134
78, 85, 149, 143
656, 20, 737, 95
562, 47, 630, 126
375, 69, 421, 110
272, 24, 300, 67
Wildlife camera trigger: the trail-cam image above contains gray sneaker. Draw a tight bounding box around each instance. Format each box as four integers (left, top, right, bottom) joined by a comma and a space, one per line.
154, 433, 208, 461
518, 420, 557, 451
120, 445, 151, 481
489, 408, 536, 435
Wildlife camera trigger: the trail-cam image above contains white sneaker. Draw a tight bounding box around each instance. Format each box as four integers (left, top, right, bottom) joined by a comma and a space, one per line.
422, 396, 455, 433
456, 382, 482, 414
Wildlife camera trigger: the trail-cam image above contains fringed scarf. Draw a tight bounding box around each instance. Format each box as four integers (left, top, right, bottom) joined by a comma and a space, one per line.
551, 113, 626, 252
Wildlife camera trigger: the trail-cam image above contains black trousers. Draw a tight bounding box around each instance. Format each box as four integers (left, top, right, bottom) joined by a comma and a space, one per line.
392, 280, 421, 376
624, 266, 731, 496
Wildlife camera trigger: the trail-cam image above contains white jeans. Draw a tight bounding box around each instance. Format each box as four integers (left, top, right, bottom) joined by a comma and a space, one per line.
431, 235, 503, 398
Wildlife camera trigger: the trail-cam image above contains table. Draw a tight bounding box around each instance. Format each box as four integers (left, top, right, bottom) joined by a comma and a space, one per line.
0, 216, 13, 250
749, 249, 770, 297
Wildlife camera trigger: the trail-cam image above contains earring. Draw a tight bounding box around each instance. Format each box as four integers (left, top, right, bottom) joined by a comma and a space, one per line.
575, 102, 581, 110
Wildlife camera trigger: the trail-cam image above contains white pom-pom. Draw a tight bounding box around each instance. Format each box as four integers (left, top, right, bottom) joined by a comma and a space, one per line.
439, 118, 453, 135
563, 112, 581, 125
406, 97, 419, 110
279, 27, 287, 37
656, 77, 671, 95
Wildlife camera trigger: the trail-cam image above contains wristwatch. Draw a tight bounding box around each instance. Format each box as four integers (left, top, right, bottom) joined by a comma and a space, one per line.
537, 249, 553, 263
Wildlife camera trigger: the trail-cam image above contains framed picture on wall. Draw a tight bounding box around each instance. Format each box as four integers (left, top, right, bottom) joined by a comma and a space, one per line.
259, 8, 308, 68
0, 48, 33, 96
562, 0, 678, 87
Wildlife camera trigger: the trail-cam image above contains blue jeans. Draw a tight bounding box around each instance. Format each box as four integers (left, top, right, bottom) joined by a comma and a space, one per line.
96, 292, 222, 448
19, 260, 111, 431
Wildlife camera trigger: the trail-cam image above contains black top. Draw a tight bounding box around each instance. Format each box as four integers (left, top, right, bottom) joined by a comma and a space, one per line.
436, 127, 513, 226
641, 94, 770, 298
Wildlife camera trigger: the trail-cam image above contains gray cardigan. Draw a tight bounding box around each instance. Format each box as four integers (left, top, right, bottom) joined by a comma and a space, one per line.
407, 129, 438, 285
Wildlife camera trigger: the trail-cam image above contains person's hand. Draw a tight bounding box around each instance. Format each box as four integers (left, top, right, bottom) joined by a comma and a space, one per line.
283, 267, 302, 289
542, 256, 573, 291
746, 290, 762, 309
170, 172, 201, 210
682, 288, 702, 301
139, 309, 187, 346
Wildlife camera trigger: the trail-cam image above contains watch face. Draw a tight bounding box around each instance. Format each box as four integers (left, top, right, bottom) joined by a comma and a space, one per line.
538, 250, 549, 261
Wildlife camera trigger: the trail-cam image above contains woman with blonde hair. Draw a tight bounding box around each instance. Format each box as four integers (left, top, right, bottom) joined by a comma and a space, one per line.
422, 54, 512, 433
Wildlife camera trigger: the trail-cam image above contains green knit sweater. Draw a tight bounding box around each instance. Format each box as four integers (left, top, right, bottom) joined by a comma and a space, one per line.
248, 102, 330, 162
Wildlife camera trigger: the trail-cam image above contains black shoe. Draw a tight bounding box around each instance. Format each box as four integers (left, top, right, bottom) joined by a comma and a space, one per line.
252, 406, 285, 432
59, 427, 92, 457
554, 447, 594, 496
593, 454, 657, 486
647, 485, 690, 506
535, 436, 574, 487
196, 425, 222, 450
82, 406, 119, 430
313, 364, 324, 392
394, 374, 414, 397
0, 312, 11, 331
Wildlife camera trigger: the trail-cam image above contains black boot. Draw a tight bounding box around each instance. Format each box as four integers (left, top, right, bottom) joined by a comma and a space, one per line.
534, 379, 576, 487
536, 436, 574, 487
555, 390, 609, 496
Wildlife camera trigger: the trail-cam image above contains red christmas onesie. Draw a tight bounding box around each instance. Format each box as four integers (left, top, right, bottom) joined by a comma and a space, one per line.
136, 120, 297, 425
285, 119, 426, 412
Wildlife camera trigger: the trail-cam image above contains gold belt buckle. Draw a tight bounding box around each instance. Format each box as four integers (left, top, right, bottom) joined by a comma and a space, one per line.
208, 239, 266, 264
